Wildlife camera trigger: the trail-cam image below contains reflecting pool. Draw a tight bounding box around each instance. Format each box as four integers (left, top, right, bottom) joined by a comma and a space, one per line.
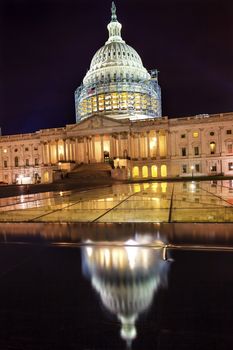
0, 225, 232, 349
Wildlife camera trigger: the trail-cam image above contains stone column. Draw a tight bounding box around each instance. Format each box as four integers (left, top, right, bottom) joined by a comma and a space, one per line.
156, 131, 160, 159
84, 137, 88, 163
88, 137, 92, 162
63, 139, 67, 161
69, 139, 73, 161
67, 139, 70, 161
21, 144, 25, 166
118, 134, 121, 157
187, 129, 192, 157
147, 131, 151, 158
100, 135, 104, 162
131, 134, 135, 158
113, 135, 117, 157
92, 136, 95, 161
48, 141, 52, 164
71, 139, 75, 160
8, 145, 12, 168
42, 143, 47, 164
75, 138, 78, 162
165, 130, 169, 157
40, 143, 44, 164
218, 126, 223, 155
110, 135, 114, 158
127, 132, 131, 159
199, 128, 204, 156
138, 133, 141, 159
56, 140, 59, 162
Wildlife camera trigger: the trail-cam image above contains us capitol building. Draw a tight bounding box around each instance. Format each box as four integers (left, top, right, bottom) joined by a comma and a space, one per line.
0, 3, 233, 184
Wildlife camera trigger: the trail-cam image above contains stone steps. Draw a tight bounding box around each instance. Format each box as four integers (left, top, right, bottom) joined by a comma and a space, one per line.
71, 162, 111, 172
67, 162, 112, 179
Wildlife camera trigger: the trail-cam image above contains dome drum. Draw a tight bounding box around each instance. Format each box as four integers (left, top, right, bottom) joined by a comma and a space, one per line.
75, 78, 161, 121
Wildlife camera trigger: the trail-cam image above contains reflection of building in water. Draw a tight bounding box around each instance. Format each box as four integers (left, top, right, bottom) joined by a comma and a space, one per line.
82, 237, 170, 347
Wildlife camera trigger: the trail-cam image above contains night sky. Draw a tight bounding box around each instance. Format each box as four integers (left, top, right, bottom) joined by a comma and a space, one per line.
1, 0, 233, 135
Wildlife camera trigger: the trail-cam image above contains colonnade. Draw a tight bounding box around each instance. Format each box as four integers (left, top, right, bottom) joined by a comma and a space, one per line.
40, 130, 168, 165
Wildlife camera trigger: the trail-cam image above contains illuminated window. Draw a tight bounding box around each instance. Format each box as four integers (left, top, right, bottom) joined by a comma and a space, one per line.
193, 131, 199, 138
228, 163, 233, 171
3, 149, 7, 153
161, 164, 167, 177
132, 166, 139, 178
151, 165, 157, 177
142, 166, 148, 178
210, 142, 216, 154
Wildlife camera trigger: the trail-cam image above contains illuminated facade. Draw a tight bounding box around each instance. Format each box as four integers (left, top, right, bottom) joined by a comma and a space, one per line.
0, 3, 233, 184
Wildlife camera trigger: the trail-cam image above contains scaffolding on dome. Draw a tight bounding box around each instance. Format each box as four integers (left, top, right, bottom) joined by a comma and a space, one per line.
75, 75, 162, 122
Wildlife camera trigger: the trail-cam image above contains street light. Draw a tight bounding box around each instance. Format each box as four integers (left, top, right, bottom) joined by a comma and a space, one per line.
190, 165, 194, 178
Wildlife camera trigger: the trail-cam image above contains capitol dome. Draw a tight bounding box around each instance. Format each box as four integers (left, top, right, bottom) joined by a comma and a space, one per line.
75, 2, 161, 122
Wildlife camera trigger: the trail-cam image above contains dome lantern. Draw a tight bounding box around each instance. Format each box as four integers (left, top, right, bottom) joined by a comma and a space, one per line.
106, 2, 125, 44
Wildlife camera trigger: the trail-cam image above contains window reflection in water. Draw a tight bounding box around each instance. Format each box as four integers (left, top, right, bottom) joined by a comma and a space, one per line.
82, 236, 170, 347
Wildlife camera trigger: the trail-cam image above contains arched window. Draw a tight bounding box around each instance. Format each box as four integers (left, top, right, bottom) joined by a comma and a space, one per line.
142, 166, 148, 178
161, 164, 167, 177
14, 156, 19, 167
210, 142, 216, 154
151, 165, 157, 178
132, 166, 139, 178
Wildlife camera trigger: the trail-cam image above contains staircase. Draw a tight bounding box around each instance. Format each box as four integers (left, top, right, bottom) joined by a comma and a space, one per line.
67, 162, 112, 180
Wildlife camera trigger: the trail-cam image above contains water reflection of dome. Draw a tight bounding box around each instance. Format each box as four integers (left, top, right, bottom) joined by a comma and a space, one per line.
82, 237, 170, 347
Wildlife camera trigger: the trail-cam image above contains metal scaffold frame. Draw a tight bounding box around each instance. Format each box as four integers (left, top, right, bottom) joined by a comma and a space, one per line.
75, 76, 162, 122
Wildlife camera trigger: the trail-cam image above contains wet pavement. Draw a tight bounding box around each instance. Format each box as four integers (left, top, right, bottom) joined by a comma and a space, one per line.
0, 180, 233, 223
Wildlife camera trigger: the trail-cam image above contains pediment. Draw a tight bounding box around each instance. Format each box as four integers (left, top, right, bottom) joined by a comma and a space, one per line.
67, 114, 128, 132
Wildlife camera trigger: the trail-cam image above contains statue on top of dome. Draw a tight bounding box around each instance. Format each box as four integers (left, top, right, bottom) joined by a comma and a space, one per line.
111, 1, 117, 22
